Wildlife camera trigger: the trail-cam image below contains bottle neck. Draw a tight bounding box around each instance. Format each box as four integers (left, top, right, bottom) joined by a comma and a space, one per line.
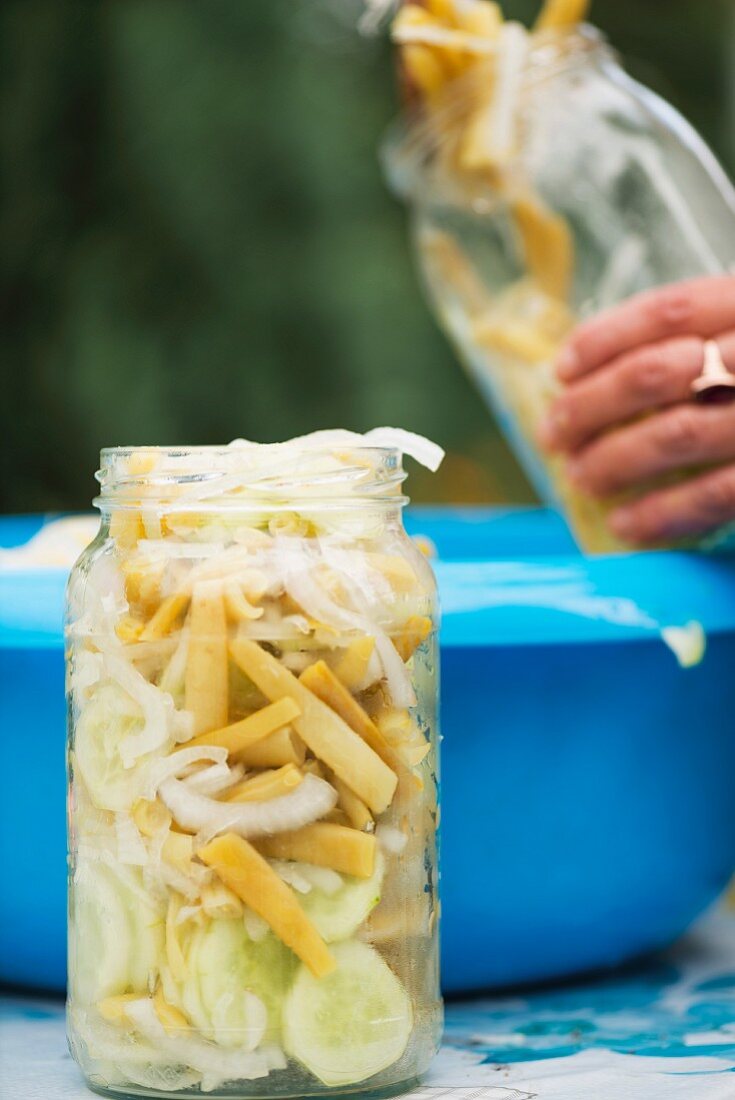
384, 26, 615, 203
95, 444, 409, 536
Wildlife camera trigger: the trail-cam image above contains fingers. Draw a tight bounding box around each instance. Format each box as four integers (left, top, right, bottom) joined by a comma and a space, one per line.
555, 276, 735, 382
609, 464, 735, 545
541, 332, 735, 452
566, 404, 735, 497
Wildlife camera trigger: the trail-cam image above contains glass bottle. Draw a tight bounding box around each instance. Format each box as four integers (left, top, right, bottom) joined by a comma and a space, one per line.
66, 436, 442, 1099
385, 26, 735, 551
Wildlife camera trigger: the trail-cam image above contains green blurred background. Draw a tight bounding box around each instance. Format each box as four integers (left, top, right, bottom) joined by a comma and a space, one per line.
2, 0, 734, 511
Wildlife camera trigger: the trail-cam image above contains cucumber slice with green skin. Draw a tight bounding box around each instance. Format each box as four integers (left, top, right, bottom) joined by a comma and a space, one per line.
283, 939, 413, 1087
174, 919, 297, 1048
299, 852, 384, 943
72, 862, 133, 1004
74, 684, 147, 811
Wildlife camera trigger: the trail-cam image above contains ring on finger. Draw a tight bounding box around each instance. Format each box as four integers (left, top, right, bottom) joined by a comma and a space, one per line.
691, 339, 735, 404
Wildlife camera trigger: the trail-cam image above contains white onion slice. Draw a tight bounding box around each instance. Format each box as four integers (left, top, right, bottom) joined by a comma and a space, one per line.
298, 864, 343, 895
123, 999, 284, 1085
145, 861, 202, 902
210, 989, 267, 1053
69, 650, 104, 702
182, 761, 245, 797
159, 773, 337, 841
373, 630, 417, 708
363, 427, 445, 472
268, 860, 312, 894
176, 904, 203, 925
142, 746, 228, 800
103, 654, 175, 767
115, 814, 148, 866
279, 556, 358, 634
281, 546, 417, 707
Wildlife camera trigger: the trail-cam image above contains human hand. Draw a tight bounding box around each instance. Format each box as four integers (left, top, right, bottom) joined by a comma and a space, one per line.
539, 275, 735, 545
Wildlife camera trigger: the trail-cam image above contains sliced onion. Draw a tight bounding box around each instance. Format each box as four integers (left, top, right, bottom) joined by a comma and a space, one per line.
355, 645, 384, 692
115, 814, 148, 866
108, 1058, 200, 1094
211, 989, 267, 1052
69, 650, 104, 702
145, 861, 201, 903
172, 709, 195, 744
268, 860, 312, 894
297, 864, 343, 895
123, 999, 282, 1085
373, 630, 417, 708
103, 654, 175, 767
142, 746, 228, 800
182, 761, 245, 797
363, 427, 445, 471
74, 1010, 172, 1068
281, 548, 417, 707
278, 550, 360, 634
176, 904, 203, 925
144, 813, 211, 900
159, 773, 337, 841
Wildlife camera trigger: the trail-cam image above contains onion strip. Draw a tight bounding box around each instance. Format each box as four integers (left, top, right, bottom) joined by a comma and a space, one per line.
142, 746, 228, 800
182, 761, 245, 796
123, 999, 284, 1085
103, 654, 176, 767
159, 773, 337, 841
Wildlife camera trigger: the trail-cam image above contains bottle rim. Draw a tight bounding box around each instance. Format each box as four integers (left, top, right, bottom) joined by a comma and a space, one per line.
382, 25, 616, 203
94, 443, 410, 513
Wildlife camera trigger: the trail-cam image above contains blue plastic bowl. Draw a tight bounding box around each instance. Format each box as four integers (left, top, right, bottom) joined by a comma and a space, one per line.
2, 509, 735, 993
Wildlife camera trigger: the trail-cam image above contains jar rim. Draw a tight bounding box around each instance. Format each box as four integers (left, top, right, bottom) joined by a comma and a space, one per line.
95, 440, 412, 512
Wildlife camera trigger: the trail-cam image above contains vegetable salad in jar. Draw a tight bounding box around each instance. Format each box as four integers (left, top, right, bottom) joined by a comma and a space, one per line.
66, 431, 443, 1098
384, 0, 735, 551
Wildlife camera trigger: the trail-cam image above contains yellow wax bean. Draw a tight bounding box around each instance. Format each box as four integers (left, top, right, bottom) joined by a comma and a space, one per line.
199, 834, 335, 979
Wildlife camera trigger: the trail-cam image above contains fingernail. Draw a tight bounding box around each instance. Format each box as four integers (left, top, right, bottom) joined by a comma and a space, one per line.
609, 507, 637, 540
556, 346, 580, 381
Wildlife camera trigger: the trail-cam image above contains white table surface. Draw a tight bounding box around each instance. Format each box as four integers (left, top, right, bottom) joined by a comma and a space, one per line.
3, 912, 734, 1100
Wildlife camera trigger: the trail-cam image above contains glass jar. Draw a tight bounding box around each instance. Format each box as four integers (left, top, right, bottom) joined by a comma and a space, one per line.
384, 25, 735, 552
66, 435, 442, 1099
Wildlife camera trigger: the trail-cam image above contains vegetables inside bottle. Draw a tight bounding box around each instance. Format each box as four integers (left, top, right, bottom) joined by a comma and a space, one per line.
66, 435, 443, 1098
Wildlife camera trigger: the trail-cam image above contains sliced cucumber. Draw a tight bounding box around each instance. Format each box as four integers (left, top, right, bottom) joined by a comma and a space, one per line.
74, 684, 146, 811
72, 862, 132, 1004
283, 939, 412, 1087
71, 862, 165, 1005
173, 918, 297, 1048
158, 910, 210, 1035
121, 872, 166, 993
299, 852, 384, 943
178, 922, 211, 1036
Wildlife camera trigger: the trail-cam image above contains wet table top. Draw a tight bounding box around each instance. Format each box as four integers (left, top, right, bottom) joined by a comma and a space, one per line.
3, 912, 734, 1100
